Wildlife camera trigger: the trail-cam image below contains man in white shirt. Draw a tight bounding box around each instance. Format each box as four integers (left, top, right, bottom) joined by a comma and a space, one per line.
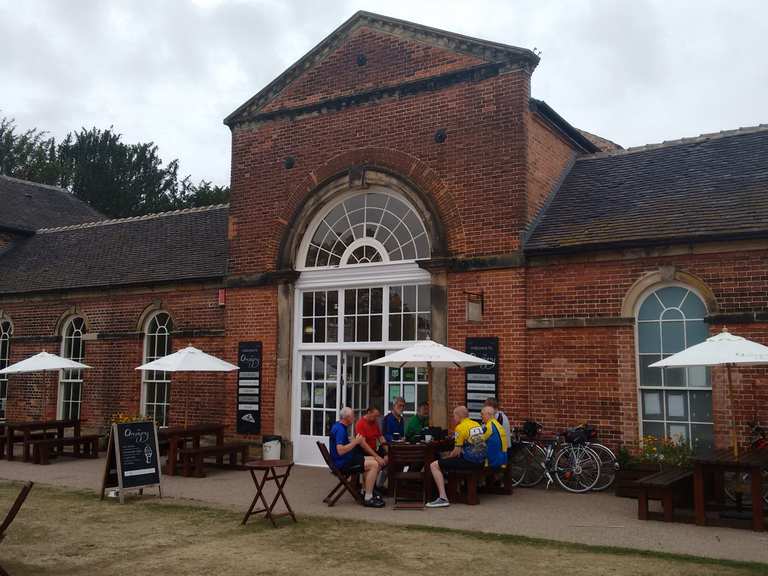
484, 397, 511, 444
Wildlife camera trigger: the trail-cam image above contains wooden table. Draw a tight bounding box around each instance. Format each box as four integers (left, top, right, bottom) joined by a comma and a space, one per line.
241, 460, 296, 527
388, 437, 453, 504
693, 448, 768, 532
159, 423, 225, 476
5, 419, 81, 462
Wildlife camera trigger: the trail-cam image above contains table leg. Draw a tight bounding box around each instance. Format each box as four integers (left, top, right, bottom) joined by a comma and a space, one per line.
751, 467, 764, 532
694, 462, 706, 526
267, 465, 296, 524
22, 430, 32, 462
166, 438, 178, 476
242, 468, 271, 526
6, 426, 14, 461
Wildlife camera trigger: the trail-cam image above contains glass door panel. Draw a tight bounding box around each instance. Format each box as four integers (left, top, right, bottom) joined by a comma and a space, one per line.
295, 351, 340, 466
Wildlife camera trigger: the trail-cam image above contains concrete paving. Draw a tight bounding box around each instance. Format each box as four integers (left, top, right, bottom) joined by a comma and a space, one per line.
1, 455, 766, 564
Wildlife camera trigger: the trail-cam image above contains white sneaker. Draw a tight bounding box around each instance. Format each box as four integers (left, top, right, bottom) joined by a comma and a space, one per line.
426, 497, 450, 508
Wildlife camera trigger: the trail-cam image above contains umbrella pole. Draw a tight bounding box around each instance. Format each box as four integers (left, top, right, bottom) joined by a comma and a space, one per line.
184, 373, 189, 428
727, 364, 738, 458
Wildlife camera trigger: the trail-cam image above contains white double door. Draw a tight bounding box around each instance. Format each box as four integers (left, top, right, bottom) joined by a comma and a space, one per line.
294, 351, 370, 466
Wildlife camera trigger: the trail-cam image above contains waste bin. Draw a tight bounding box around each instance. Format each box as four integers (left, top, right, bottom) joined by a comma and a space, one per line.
262, 435, 282, 460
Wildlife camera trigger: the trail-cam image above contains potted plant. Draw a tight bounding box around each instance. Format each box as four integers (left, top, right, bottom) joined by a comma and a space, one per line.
614, 435, 692, 498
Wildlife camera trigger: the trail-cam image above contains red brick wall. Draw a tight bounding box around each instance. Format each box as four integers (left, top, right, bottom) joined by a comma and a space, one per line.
1, 286, 225, 431
526, 114, 575, 224
229, 60, 532, 274
262, 26, 486, 112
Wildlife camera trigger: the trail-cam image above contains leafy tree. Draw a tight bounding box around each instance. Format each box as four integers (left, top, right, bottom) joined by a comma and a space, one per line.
0, 115, 229, 218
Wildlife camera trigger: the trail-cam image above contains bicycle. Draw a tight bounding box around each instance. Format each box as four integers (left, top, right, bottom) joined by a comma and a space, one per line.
575, 424, 619, 491
724, 422, 768, 506
508, 421, 602, 493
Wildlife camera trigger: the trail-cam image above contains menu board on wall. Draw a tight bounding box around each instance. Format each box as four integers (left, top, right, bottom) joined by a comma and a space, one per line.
465, 337, 499, 420
237, 341, 262, 435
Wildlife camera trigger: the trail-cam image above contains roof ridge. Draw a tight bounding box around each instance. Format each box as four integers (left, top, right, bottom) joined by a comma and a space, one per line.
36, 203, 229, 233
0, 174, 72, 194
577, 123, 768, 160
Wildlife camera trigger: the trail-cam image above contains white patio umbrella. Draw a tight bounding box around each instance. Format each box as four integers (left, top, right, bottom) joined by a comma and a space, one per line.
650, 327, 768, 455
0, 351, 91, 418
365, 340, 493, 421
135, 345, 238, 426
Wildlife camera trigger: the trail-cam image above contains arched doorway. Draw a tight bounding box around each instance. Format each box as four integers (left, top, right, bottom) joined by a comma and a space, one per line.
290, 183, 436, 465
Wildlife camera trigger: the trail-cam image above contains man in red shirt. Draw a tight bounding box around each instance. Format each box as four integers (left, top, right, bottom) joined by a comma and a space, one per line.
355, 406, 387, 466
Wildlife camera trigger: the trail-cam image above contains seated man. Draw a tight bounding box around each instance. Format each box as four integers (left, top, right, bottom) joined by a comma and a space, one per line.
382, 396, 406, 443
329, 407, 384, 508
426, 405, 486, 508
354, 406, 388, 464
404, 401, 430, 442
484, 397, 511, 446
481, 405, 508, 469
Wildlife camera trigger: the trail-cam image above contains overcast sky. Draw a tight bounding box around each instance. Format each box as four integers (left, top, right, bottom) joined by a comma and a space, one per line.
2, 0, 766, 186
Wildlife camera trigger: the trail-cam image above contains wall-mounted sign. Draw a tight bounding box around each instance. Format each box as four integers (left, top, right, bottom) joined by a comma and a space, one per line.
237, 341, 262, 434
100, 420, 161, 503
465, 337, 499, 420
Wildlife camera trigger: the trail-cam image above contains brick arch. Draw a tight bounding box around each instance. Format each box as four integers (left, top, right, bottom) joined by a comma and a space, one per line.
276, 147, 464, 270
53, 307, 91, 337
620, 266, 719, 318
136, 301, 175, 332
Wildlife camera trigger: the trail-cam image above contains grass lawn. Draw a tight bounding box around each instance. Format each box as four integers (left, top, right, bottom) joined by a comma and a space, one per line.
1, 482, 766, 576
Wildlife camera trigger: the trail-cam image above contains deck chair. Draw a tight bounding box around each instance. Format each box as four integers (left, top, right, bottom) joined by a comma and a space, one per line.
0, 481, 33, 576
316, 441, 363, 506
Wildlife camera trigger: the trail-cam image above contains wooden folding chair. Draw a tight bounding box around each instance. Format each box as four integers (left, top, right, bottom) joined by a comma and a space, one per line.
0, 481, 34, 576
389, 444, 428, 509
316, 441, 363, 506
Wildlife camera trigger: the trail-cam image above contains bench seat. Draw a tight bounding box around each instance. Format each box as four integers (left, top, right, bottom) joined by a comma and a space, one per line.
636, 468, 693, 522
31, 435, 100, 465
178, 442, 250, 477
446, 465, 513, 505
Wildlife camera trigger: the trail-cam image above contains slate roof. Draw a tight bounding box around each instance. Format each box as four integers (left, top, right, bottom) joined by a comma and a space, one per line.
0, 205, 228, 294
0, 175, 103, 232
525, 125, 768, 254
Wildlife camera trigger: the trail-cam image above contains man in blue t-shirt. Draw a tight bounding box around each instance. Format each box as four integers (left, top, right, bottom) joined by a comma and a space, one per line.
382, 396, 406, 442
329, 406, 385, 508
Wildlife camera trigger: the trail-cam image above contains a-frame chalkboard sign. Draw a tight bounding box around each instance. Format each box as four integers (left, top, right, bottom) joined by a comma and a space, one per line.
101, 420, 162, 503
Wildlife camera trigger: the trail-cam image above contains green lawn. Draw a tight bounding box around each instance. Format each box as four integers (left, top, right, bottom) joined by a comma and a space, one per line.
1, 482, 766, 575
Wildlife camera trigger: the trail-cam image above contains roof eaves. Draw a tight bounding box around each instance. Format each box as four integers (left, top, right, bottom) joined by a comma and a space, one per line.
529, 99, 600, 154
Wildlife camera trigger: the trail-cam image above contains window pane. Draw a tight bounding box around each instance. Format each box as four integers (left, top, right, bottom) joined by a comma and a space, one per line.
303, 292, 313, 316
642, 421, 665, 439
344, 317, 355, 342
667, 423, 689, 443
371, 288, 383, 314
326, 383, 337, 410
314, 292, 326, 316
313, 356, 324, 380
302, 356, 312, 380
638, 295, 664, 320
638, 323, 660, 353
302, 318, 313, 343
665, 390, 688, 421
690, 390, 712, 422
357, 289, 369, 314
418, 285, 431, 312
326, 356, 337, 380
301, 382, 311, 407
389, 315, 402, 341
662, 321, 685, 353
313, 411, 323, 436
357, 316, 369, 341
639, 355, 662, 387
692, 424, 714, 450
681, 292, 707, 318
403, 314, 416, 341
390, 287, 402, 313
417, 313, 431, 340
327, 317, 338, 343
301, 410, 311, 435
686, 365, 709, 388
663, 365, 685, 387
642, 391, 663, 418
370, 316, 382, 342
325, 412, 335, 436
656, 286, 686, 308
686, 321, 709, 346
314, 318, 326, 343
403, 285, 417, 313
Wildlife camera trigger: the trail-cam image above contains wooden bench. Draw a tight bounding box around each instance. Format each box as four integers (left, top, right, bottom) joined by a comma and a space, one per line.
179, 442, 250, 477
31, 435, 100, 465
447, 465, 513, 505
636, 468, 693, 522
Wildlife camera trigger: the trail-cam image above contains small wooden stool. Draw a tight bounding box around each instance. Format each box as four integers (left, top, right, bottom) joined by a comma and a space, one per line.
242, 459, 297, 528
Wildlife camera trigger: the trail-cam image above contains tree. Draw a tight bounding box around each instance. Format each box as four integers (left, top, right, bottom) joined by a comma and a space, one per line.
0, 115, 229, 218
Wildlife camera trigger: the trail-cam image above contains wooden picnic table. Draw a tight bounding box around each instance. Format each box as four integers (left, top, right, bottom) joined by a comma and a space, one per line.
693, 447, 768, 532
5, 419, 81, 462
159, 423, 224, 476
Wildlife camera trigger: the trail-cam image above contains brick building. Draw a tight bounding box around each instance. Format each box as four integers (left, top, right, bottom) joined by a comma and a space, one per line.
1, 11, 767, 464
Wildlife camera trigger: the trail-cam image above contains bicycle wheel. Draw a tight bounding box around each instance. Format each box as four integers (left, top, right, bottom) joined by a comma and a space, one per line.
509, 442, 547, 487
588, 443, 617, 491
553, 445, 601, 493
724, 468, 768, 506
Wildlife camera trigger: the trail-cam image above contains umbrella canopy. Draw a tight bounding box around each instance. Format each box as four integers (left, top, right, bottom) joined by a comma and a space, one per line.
0, 351, 91, 374
649, 329, 768, 368
135, 346, 238, 372
365, 340, 493, 369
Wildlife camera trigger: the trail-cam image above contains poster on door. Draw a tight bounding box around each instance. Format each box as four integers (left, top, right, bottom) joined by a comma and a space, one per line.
237, 341, 261, 434
465, 337, 499, 420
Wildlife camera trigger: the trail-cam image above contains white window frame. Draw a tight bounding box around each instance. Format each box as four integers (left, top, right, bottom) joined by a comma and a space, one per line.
0, 318, 12, 421
141, 311, 173, 426
634, 283, 712, 448
58, 316, 86, 420
296, 186, 430, 271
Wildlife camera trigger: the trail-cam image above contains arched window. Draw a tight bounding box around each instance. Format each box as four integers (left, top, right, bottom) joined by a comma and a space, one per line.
59, 316, 86, 420
142, 312, 173, 426
0, 318, 12, 420
636, 286, 712, 449
302, 190, 430, 269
